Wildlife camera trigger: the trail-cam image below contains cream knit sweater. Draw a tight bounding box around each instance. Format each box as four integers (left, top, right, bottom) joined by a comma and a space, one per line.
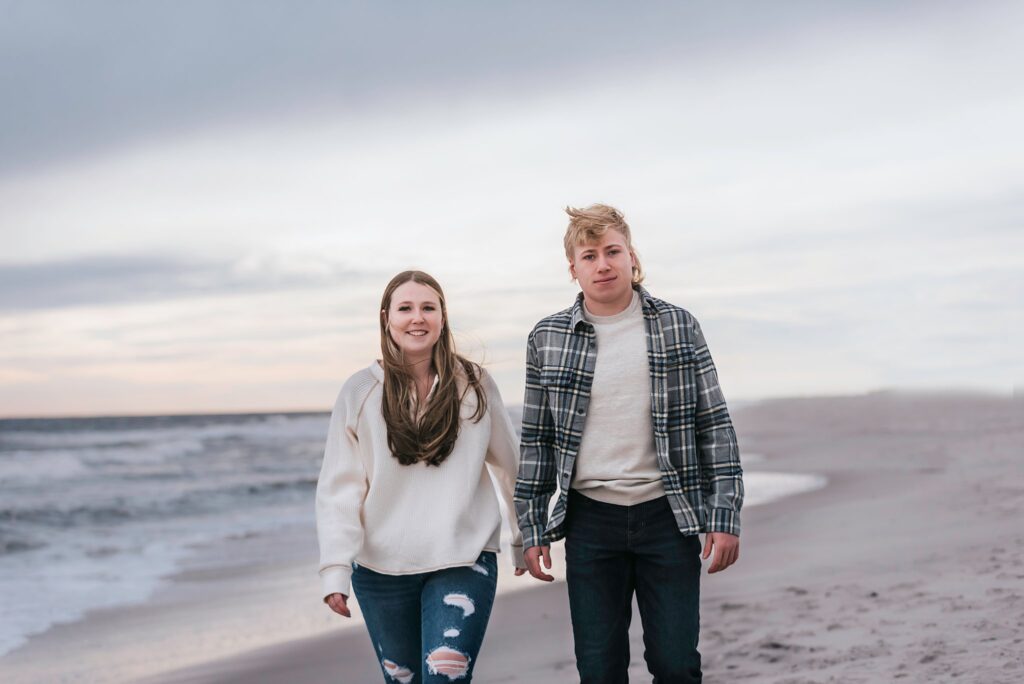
316, 361, 525, 599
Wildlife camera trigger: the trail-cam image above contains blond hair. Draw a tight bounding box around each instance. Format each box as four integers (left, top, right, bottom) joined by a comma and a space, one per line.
563, 204, 645, 284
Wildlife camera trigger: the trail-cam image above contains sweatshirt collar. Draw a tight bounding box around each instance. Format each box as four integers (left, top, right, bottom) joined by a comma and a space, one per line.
571, 284, 654, 330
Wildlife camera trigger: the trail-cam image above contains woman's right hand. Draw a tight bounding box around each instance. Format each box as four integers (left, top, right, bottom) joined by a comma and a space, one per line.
325, 592, 351, 617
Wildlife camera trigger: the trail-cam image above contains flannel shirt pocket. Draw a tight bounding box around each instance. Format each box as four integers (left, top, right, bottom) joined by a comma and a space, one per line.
663, 342, 696, 367
538, 368, 579, 436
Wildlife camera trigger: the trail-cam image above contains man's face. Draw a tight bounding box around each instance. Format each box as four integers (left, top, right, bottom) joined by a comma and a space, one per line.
569, 229, 636, 313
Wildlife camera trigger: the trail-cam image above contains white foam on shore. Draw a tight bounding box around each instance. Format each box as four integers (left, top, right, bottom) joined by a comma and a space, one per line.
0, 536, 190, 657
743, 471, 827, 507
0, 504, 313, 659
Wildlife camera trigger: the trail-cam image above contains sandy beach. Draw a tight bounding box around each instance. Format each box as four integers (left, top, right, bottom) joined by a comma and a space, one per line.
3, 392, 1022, 683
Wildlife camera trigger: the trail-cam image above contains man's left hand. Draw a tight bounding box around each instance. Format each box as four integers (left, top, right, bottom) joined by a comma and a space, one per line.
702, 532, 739, 574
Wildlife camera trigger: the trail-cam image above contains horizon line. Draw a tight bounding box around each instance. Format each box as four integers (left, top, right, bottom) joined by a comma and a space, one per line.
0, 386, 1017, 422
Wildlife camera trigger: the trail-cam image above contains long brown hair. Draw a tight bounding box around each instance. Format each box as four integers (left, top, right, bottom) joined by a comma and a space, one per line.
379, 271, 487, 467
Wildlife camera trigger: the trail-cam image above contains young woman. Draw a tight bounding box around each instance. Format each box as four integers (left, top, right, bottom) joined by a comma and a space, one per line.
316, 270, 525, 682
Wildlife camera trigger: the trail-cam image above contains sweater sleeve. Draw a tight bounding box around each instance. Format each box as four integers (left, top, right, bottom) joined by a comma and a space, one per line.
315, 384, 369, 599
481, 370, 526, 570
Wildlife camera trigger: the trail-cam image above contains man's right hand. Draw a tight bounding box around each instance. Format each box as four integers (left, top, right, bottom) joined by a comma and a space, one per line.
325, 592, 351, 617
524, 545, 555, 582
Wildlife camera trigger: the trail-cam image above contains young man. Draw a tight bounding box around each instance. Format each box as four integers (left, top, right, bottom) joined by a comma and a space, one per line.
514, 204, 744, 684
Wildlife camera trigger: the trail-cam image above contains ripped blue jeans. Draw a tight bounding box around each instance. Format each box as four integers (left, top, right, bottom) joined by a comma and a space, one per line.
351, 551, 498, 683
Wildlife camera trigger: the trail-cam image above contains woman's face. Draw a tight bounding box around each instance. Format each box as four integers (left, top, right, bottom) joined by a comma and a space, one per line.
385, 280, 444, 363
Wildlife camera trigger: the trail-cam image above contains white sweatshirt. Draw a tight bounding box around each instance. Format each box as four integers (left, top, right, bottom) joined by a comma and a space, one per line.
316, 361, 525, 599
573, 290, 665, 505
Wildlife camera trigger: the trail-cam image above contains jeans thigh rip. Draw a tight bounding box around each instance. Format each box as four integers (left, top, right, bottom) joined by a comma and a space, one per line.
442, 592, 475, 617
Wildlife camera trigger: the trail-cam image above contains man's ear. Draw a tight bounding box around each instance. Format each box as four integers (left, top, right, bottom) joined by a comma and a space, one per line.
568, 260, 577, 281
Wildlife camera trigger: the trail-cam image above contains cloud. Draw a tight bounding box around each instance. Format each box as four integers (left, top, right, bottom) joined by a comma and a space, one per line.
2, 1, 1023, 414
0, 0, 950, 176
0, 253, 371, 311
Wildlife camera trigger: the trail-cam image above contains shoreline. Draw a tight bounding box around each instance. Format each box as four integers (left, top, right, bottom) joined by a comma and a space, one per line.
3, 393, 1022, 682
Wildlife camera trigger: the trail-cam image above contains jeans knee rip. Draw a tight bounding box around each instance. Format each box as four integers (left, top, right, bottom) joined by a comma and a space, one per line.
381, 658, 414, 683
426, 646, 470, 679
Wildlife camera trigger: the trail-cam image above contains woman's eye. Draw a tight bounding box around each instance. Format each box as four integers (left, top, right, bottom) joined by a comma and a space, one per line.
398, 305, 410, 311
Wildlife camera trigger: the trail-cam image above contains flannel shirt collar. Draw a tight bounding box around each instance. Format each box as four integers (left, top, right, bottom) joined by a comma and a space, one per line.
570, 284, 656, 331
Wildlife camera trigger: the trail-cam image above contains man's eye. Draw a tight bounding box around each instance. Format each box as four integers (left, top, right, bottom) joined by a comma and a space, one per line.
583, 255, 594, 260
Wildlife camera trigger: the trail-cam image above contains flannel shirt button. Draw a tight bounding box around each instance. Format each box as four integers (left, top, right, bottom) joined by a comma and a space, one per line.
576, 408, 586, 416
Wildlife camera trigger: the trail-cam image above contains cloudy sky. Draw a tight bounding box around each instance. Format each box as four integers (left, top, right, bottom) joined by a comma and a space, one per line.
2, 1, 1022, 417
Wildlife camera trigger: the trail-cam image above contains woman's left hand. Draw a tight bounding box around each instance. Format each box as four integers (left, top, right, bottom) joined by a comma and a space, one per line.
325, 592, 351, 617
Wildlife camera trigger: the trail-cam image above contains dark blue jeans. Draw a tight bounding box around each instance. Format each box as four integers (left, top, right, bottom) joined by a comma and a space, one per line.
565, 490, 703, 684
351, 551, 498, 683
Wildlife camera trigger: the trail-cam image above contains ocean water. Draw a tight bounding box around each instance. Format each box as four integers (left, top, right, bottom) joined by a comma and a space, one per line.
0, 412, 329, 657
0, 412, 824, 658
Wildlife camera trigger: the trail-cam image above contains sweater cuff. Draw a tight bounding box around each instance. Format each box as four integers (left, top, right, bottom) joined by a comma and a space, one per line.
510, 543, 525, 570
706, 508, 741, 537
320, 564, 353, 601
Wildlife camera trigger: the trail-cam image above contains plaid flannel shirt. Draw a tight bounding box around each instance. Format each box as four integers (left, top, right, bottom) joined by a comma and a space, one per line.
513, 286, 744, 549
